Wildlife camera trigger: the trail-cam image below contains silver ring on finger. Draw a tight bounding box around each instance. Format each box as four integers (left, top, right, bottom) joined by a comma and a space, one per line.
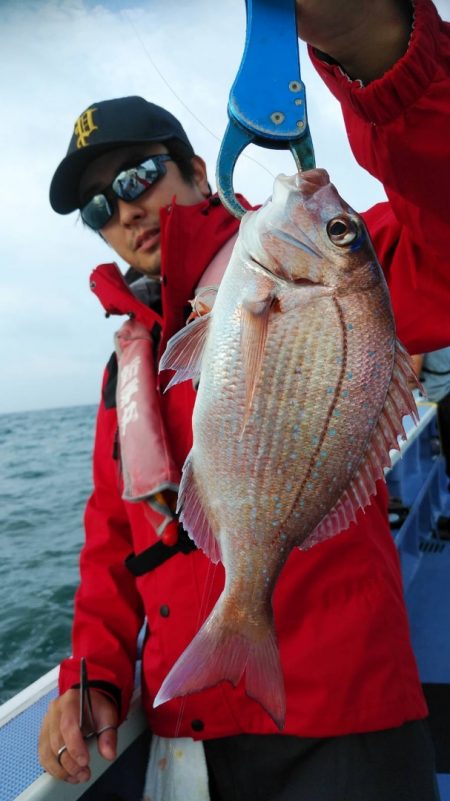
57, 744, 68, 766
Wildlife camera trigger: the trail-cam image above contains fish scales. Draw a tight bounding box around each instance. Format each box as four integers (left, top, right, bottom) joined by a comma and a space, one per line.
155, 168, 418, 728
197, 288, 390, 543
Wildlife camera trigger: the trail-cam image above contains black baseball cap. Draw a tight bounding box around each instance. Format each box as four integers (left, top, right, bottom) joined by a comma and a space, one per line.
49, 96, 195, 214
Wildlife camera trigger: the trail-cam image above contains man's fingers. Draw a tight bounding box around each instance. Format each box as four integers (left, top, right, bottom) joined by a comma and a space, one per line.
38, 715, 88, 782
91, 694, 119, 761
44, 691, 90, 775
38, 716, 64, 780
38, 688, 118, 783
60, 711, 90, 768
56, 746, 91, 783
97, 724, 118, 761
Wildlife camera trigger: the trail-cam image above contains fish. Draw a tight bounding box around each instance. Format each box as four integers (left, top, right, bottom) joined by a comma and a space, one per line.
154, 168, 419, 729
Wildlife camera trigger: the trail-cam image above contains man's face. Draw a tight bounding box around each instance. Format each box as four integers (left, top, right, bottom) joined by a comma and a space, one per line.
79, 143, 210, 277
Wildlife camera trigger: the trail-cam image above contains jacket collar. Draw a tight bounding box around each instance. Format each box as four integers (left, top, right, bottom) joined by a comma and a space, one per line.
89, 194, 245, 348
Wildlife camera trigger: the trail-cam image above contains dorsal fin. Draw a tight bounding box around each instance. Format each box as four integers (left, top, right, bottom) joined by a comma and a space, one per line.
159, 312, 212, 391
300, 339, 419, 550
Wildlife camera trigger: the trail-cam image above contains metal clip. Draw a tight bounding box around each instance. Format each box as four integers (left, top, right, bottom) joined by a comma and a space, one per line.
79, 657, 117, 740
216, 0, 315, 219
79, 657, 97, 739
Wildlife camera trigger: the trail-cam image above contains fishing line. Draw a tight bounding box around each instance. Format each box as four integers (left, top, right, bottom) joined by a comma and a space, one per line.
164, 558, 220, 799
149, 557, 222, 784
120, 3, 267, 770
170, 556, 221, 739
122, 9, 276, 180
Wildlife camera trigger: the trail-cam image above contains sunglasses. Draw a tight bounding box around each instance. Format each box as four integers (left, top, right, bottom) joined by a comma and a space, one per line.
80, 154, 172, 230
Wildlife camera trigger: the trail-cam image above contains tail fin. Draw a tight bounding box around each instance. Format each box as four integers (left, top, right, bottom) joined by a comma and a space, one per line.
153, 601, 286, 730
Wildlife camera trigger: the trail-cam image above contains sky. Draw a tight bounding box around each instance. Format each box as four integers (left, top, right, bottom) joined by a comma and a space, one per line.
1, 0, 448, 415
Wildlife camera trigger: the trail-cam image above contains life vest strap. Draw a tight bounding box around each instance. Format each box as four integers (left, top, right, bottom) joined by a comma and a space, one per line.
125, 526, 196, 577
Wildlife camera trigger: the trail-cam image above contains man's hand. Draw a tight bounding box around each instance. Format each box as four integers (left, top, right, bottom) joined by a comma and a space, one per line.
295, 0, 412, 83
38, 689, 118, 784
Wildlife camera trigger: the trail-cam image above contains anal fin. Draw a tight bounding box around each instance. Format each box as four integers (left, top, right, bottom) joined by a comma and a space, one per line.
177, 451, 221, 564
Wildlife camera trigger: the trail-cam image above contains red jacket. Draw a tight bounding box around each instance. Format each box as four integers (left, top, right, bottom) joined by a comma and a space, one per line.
60, 0, 450, 739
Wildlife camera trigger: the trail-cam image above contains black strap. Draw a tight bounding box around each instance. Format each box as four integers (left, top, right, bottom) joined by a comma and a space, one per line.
71, 679, 122, 716
125, 526, 197, 577
103, 353, 119, 409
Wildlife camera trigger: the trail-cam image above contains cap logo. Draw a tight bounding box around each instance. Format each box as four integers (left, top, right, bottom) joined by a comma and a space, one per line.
74, 108, 98, 148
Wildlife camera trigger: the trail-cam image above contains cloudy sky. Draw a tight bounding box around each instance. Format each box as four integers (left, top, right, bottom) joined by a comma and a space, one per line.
1, 0, 448, 414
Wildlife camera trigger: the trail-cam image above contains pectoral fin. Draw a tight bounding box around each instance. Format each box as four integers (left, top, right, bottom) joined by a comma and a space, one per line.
159, 312, 212, 391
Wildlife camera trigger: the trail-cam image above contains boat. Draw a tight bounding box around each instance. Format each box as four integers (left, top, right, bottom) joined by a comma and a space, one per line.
1, 398, 449, 801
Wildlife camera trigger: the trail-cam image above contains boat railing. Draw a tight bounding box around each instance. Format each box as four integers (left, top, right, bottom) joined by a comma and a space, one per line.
386, 399, 449, 589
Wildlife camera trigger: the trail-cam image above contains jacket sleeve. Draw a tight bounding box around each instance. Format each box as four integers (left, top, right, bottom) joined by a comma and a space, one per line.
58, 361, 145, 722
309, 0, 450, 353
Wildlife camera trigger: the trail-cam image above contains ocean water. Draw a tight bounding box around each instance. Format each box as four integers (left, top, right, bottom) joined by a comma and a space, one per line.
0, 404, 97, 704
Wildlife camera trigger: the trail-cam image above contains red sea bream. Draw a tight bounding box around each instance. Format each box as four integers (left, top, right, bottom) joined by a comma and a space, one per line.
154, 168, 418, 729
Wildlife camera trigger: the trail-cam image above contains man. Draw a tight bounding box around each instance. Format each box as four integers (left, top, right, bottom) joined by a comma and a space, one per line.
39, 0, 450, 798
412, 348, 450, 483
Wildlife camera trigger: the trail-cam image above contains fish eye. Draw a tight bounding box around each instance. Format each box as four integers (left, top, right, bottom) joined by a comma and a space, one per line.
326, 217, 358, 246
